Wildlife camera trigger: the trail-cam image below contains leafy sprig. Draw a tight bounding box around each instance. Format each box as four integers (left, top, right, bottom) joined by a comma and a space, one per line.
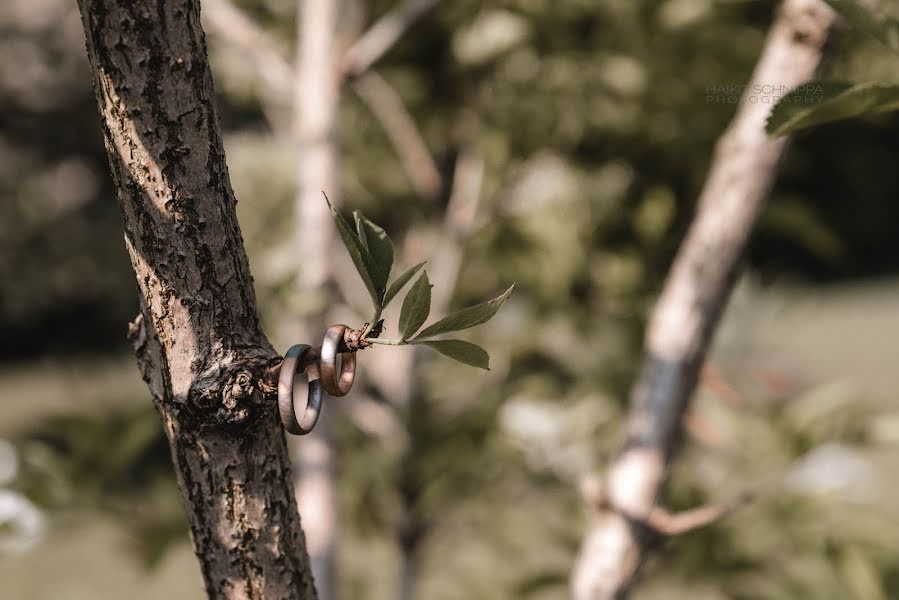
325, 194, 512, 370
766, 0, 899, 136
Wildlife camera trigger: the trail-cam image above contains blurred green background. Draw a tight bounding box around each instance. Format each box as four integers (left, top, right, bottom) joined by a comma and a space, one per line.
3, 0, 899, 598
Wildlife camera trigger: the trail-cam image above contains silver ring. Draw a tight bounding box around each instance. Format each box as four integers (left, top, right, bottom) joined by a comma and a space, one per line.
319, 324, 356, 397
278, 344, 324, 435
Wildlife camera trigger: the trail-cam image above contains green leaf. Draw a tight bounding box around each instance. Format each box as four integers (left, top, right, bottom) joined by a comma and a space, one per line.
324, 193, 380, 307
413, 284, 514, 340
412, 339, 490, 370
354, 211, 394, 295
823, 0, 899, 54
767, 82, 899, 136
766, 81, 852, 134
399, 271, 431, 340
383, 261, 426, 307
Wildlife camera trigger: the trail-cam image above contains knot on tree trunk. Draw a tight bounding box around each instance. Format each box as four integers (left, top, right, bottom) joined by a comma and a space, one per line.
188, 350, 282, 429
129, 313, 282, 429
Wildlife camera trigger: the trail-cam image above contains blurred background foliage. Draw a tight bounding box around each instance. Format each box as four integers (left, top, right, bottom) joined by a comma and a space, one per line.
2, 0, 899, 598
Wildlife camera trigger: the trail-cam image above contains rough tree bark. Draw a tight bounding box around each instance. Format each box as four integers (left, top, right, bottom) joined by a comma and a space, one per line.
76, 2, 317, 598
570, 0, 837, 598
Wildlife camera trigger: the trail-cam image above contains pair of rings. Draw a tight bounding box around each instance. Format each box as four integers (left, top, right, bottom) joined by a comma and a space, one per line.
278, 324, 357, 435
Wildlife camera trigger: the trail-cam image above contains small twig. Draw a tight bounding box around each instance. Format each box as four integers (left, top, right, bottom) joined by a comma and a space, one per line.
351, 72, 442, 200
341, 0, 442, 77
429, 148, 485, 315
201, 0, 293, 128
203, 0, 442, 207
365, 338, 405, 346
700, 362, 745, 408
581, 475, 752, 537
646, 493, 752, 536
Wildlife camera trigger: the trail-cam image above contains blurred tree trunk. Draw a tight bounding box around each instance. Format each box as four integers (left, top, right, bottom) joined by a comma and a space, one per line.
292, 1, 341, 599
571, 0, 837, 597
76, 1, 317, 598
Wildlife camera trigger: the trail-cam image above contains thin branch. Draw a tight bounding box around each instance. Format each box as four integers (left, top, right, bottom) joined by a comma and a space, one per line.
342, 0, 441, 77
429, 148, 485, 315
570, 1, 838, 598
581, 476, 752, 537
201, 0, 293, 128
203, 0, 442, 205
351, 72, 442, 200
291, 2, 341, 598
646, 494, 752, 536
700, 362, 746, 408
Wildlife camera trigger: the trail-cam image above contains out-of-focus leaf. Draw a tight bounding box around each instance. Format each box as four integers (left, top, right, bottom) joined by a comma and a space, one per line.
514, 571, 568, 597
765, 82, 852, 135
767, 82, 899, 136
325, 194, 380, 307
823, 0, 899, 54
354, 211, 394, 295
399, 271, 431, 340
383, 261, 426, 307
414, 285, 514, 340
839, 545, 887, 600
412, 339, 490, 369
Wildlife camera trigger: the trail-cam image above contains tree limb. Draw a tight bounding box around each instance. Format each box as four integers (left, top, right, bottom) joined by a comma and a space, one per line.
202, 0, 293, 128
341, 0, 441, 77
202, 0, 441, 201
570, 1, 837, 598
351, 71, 442, 200
429, 148, 485, 314
76, 1, 316, 597
291, 1, 341, 598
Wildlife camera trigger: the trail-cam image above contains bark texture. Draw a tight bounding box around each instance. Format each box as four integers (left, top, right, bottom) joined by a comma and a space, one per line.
570, 0, 837, 598
76, 2, 316, 598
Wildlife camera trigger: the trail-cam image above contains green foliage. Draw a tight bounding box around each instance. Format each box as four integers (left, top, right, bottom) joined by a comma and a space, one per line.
411, 339, 490, 370
413, 285, 514, 340
327, 199, 511, 368
398, 271, 431, 340
823, 0, 899, 54
768, 1, 899, 136
354, 211, 394, 295
326, 194, 381, 307
767, 82, 899, 136
14, 408, 185, 568
383, 261, 426, 306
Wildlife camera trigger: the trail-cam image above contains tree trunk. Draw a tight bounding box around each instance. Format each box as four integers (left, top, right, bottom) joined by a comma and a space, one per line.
570, 0, 837, 597
76, 1, 317, 598
292, 1, 341, 599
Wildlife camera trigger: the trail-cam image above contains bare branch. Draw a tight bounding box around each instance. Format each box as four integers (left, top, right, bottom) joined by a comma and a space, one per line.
700, 362, 745, 408
204, 0, 442, 207
430, 148, 485, 314
202, 0, 293, 127
571, 1, 838, 598
292, 2, 341, 598
351, 71, 442, 200
646, 494, 752, 537
581, 475, 752, 537
342, 0, 441, 77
